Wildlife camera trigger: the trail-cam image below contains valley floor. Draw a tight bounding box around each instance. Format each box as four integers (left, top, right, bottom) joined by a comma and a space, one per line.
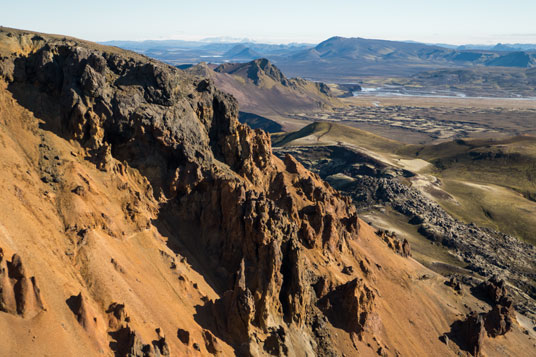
274, 95, 536, 144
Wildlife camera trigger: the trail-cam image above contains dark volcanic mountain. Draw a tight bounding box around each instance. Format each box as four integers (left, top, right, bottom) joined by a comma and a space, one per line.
215, 58, 291, 85
184, 59, 340, 125
295, 36, 453, 61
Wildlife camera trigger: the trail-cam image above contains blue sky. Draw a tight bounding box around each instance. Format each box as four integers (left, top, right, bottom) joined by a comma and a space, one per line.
1, 0, 535, 44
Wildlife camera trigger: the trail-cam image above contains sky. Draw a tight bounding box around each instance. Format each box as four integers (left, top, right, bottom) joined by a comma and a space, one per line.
1, 0, 536, 45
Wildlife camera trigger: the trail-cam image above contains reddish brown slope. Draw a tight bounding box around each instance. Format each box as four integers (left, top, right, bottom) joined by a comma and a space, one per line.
0, 27, 533, 356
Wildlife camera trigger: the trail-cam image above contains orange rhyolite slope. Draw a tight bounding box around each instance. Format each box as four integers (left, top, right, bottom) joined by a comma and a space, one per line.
0, 27, 533, 356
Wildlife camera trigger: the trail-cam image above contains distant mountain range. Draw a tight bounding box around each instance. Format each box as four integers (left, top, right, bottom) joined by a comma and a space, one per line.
101, 39, 312, 64
275, 37, 536, 79
102, 36, 536, 81
446, 43, 536, 52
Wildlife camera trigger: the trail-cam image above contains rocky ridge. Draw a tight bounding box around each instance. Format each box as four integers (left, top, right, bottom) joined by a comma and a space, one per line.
0, 28, 365, 356
186, 58, 339, 119
214, 58, 332, 96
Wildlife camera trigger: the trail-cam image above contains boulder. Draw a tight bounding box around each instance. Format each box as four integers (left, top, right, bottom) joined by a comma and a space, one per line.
485, 303, 515, 337
66, 292, 97, 331
319, 278, 375, 336
448, 312, 486, 357
177, 328, 190, 345
203, 330, 223, 355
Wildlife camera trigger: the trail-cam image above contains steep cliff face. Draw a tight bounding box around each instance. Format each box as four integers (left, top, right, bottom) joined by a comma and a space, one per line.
0, 28, 533, 357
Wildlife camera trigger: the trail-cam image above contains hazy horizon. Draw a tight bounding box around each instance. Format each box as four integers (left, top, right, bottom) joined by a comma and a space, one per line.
98, 36, 536, 47
2, 0, 536, 45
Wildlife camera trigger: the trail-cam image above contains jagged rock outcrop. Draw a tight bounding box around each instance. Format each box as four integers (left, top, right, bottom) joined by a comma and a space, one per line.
203, 329, 223, 355
485, 303, 515, 337
153, 329, 171, 357
0, 29, 363, 355
318, 278, 375, 338
208, 259, 255, 348
0, 247, 45, 318
107, 302, 130, 330
446, 277, 518, 355
110, 325, 156, 357
448, 312, 486, 356
376, 230, 411, 258
478, 277, 510, 305
106, 303, 170, 357
400, 239, 411, 258
448, 300, 516, 357
477, 277, 517, 337
66, 293, 98, 331
445, 275, 463, 294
